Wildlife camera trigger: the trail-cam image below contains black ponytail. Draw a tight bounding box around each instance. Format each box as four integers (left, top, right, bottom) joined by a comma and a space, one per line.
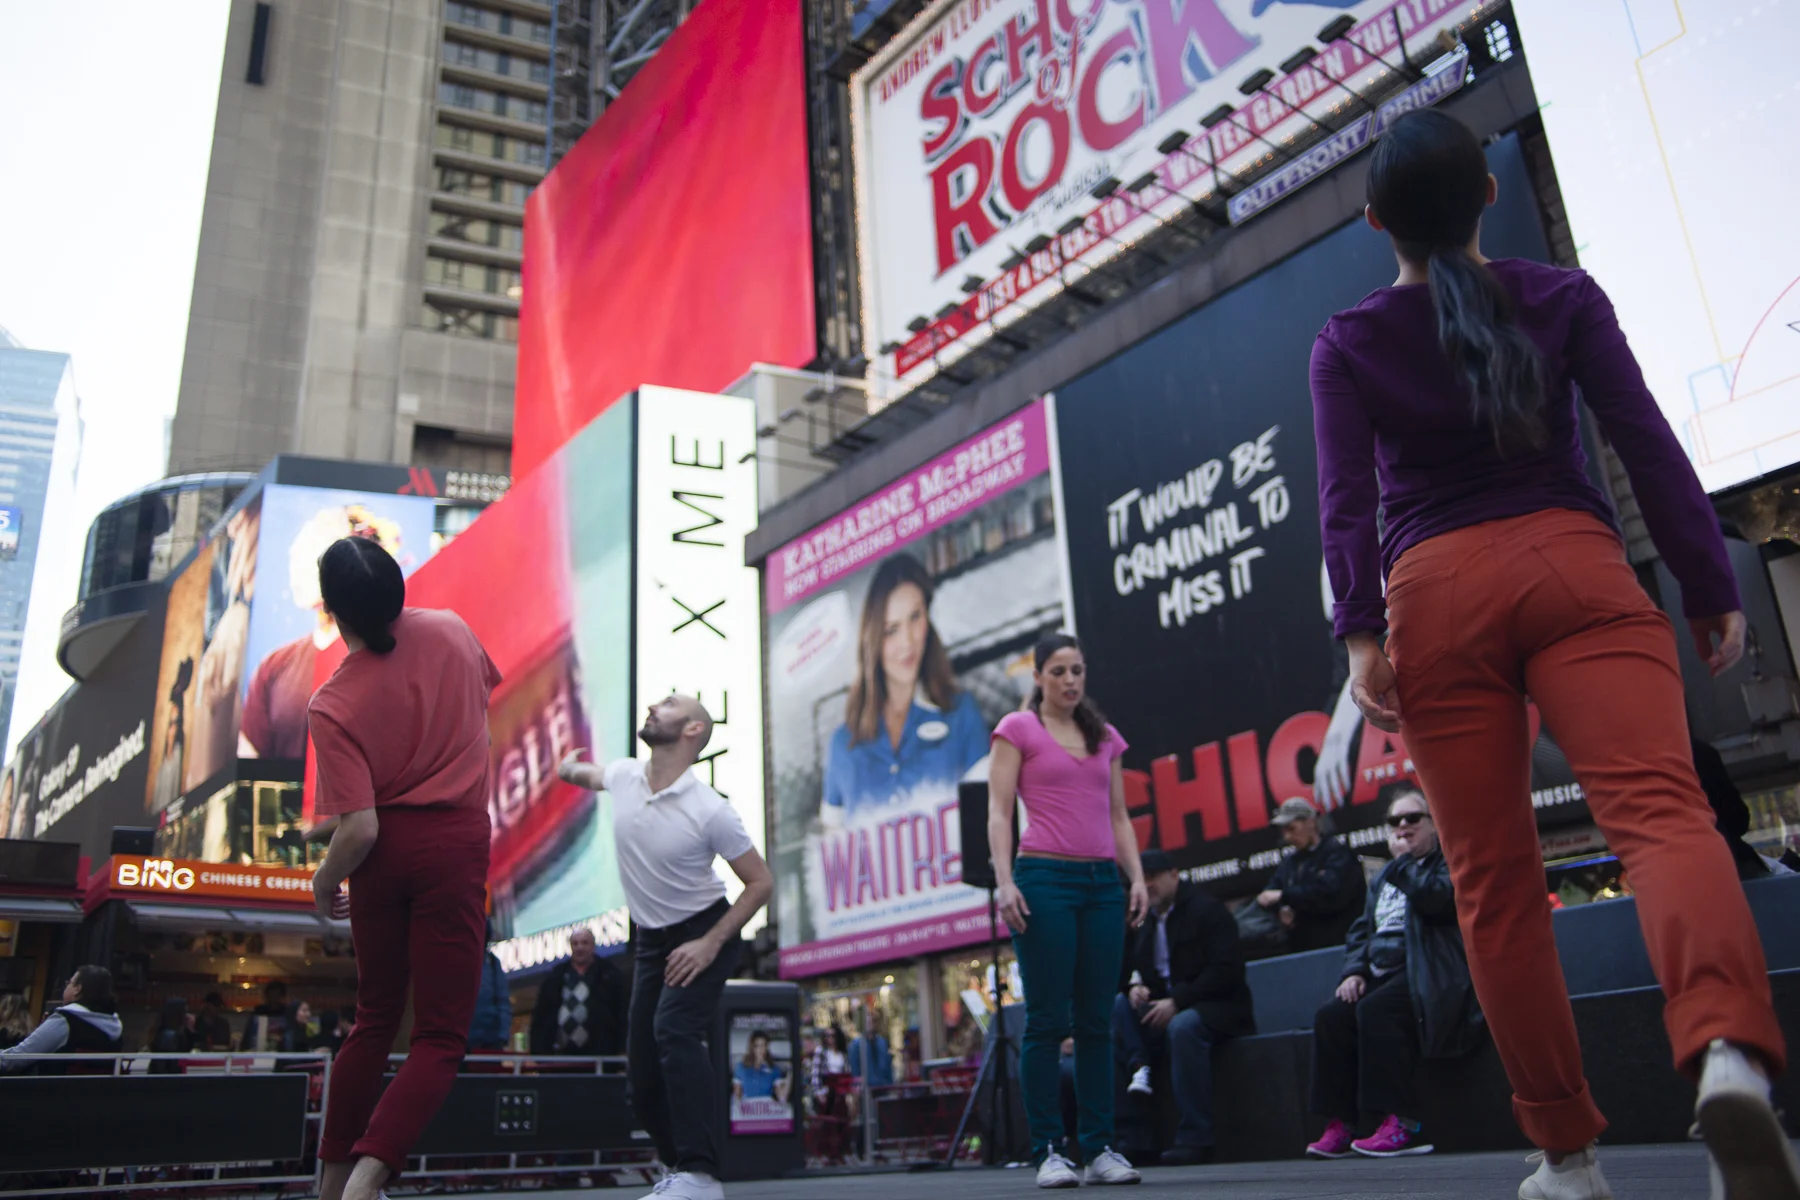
1368, 111, 1547, 453
1028, 633, 1109, 755
318, 536, 405, 654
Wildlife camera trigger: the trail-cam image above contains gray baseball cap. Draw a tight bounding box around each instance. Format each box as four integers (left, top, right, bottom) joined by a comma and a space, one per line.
1271, 797, 1319, 826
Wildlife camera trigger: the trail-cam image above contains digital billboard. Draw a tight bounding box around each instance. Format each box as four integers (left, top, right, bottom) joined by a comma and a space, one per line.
512, 0, 815, 479
1051, 136, 1581, 891
854, 0, 1484, 393
765, 400, 1065, 976
1511, 0, 1800, 493
0, 506, 20, 560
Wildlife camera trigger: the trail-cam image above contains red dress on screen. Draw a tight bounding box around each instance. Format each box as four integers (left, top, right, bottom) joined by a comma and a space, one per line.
311, 607, 502, 1172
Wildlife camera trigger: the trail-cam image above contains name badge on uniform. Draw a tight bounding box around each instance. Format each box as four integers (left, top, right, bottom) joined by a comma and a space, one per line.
917, 721, 950, 742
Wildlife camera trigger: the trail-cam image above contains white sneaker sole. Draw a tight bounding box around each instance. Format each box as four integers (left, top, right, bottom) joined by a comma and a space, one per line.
1083, 1174, 1141, 1186
1353, 1142, 1436, 1158
1127, 1086, 1152, 1097
1697, 1090, 1800, 1200
1037, 1175, 1081, 1189
1306, 1147, 1355, 1160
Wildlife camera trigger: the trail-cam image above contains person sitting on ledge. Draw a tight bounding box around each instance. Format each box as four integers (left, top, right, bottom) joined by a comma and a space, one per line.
1305, 788, 1483, 1160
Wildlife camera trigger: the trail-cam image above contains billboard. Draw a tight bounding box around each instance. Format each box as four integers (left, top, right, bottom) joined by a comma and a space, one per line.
409, 388, 760, 945
513, 0, 815, 478
1511, 0, 1800, 493
854, 0, 1482, 391
766, 400, 1064, 976
1052, 139, 1581, 891
0, 506, 20, 560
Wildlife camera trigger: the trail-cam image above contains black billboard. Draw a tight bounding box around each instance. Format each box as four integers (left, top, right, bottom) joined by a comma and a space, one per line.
1053, 133, 1577, 893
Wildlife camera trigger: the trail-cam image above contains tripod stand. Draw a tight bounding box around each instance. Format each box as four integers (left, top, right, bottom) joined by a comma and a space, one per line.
942, 884, 1021, 1169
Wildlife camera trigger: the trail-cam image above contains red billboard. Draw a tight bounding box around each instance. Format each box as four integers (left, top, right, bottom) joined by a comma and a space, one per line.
512, 0, 817, 478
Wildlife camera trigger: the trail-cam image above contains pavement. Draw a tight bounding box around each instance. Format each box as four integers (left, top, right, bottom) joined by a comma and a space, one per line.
518, 1142, 1741, 1199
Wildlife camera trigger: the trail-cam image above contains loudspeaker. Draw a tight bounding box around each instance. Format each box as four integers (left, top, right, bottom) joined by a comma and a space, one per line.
958, 781, 1016, 891
110, 827, 155, 855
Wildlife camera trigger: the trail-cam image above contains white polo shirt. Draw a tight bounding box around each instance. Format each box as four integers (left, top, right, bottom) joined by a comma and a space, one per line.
605, 758, 753, 930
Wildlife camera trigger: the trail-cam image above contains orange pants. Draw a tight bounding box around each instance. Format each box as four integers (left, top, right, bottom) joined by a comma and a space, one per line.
1386, 507, 1784, 1152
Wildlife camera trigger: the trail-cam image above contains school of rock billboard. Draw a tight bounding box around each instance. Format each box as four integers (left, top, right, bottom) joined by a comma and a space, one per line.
1052, 139, 1584, 890
766, 400, 1066, 977
854, 0, 1485, 391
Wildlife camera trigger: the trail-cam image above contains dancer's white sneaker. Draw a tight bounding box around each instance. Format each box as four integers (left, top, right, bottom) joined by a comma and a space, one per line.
1036, 1150, 1081, 1189
1083, 1146, 1142, 1185
637, 1170, 723, 1199
1518, 1143, 1612, 1200
1695, 1038, 1800, 1200
1127, 1065, 1153, 1096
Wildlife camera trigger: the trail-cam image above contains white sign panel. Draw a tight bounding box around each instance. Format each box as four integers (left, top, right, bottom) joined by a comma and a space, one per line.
854, 0, 1480, 391
1511, 0, 1800, 494
633, 386, 768, 927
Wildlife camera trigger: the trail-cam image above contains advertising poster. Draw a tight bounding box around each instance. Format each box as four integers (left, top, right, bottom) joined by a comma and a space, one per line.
0, 506, 20, 560
766, 399, 1066, 977
146, 540, 216, 815
1052, 138, 1581, 892
728, 1012, 796, 1135
240, 485, 436, 767
853, 0, 1481, 390
185, 496, 261, 795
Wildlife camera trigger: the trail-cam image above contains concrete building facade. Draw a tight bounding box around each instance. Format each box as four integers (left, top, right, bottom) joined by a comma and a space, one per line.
167, 0, 537, 478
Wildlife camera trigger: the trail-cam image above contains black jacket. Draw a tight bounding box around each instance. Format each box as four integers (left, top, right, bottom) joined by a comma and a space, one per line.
530, 957, 627, 1055
1341, 849, 1484, 1059
1119, 881, 1256, 1038
1268, 835, 1365, 951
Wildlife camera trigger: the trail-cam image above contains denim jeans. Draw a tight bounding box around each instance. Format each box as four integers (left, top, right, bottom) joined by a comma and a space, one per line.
1112, 994, 1218, 1147
1011, 857, 1127, 1164
628, 899, 740, 1177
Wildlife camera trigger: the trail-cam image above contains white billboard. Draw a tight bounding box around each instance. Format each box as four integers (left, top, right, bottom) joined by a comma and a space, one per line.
633, 386, 768, 928
1511, 0, 1800, 494
854, 0, 1482, 393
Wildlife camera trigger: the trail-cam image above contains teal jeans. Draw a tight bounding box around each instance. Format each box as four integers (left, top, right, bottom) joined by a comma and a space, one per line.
1010, 856, 1127, 1164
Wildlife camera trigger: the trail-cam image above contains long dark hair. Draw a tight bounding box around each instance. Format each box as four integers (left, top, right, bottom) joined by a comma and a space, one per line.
845, 554, 959, 745
1367, 111, 1546, 453
319, 536, 405, 654
70, 965, 115, 1014
1028, 634, 1109, 756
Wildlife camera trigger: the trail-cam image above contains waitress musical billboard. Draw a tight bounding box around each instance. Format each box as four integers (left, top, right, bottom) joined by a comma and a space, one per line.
765, 400, 1070, 977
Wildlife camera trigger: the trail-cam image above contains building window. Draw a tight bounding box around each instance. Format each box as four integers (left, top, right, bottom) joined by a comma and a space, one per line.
445, 40, 478, 67
418, 301, 519, 342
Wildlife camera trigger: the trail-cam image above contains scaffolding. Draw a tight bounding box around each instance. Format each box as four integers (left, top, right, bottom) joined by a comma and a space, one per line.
547, 0, 700, 167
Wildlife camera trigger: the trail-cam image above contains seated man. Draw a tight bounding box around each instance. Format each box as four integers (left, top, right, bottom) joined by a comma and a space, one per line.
1257, 798, 1367, 951
1113, 849, 1255, 1166
1305, 788, 1483, 1160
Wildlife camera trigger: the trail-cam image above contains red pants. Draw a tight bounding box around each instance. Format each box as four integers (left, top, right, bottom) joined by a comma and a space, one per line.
320, 804, 490, 1170
1387, 508, 1784, 1152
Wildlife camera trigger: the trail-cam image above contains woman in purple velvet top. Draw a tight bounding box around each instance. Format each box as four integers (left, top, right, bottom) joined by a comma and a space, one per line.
1309, 111, 1792, 1200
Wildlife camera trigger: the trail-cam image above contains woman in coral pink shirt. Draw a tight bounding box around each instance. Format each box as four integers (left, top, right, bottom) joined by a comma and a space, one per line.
307, 536, 501, 1200
988, 634, 1147, 1189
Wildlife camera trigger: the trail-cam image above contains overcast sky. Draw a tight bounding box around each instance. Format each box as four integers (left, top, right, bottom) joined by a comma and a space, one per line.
0, 2, 230, 748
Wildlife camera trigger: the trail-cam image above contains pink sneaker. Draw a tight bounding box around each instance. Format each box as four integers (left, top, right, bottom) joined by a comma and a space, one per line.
1306, 1118, 1355, 1159
1352, 1114, 1434, 1157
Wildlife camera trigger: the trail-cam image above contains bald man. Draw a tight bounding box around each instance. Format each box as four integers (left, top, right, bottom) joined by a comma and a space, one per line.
559, 695, 773, 1200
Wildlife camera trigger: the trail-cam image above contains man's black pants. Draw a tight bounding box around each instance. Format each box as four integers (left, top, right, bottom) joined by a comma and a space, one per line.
1309, 968, 1419, 1122
628, 899, 740, 1177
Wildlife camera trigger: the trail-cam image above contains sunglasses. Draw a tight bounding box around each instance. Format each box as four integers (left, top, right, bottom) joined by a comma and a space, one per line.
1386, 812, 1429, 828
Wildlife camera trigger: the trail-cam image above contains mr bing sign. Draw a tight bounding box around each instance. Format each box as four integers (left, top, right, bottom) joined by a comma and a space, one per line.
854, 0, 1479, 387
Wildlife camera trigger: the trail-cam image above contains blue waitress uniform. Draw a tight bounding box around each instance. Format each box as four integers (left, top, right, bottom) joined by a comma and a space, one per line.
822, 690, 989, 820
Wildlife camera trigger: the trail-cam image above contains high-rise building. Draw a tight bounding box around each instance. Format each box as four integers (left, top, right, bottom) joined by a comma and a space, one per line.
0, 329, 83, 753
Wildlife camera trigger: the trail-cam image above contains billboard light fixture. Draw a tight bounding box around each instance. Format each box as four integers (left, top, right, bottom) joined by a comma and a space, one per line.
999, 252, 1026, 271
1280, 46, 1319, 74
778, 408, 802, 423
935, 301, 962, 319
803, 388, 828, 403
1089, 175, 1121, 199
960, 274, 985, 294
1057, 215, 1087, 237
906, 315, 930, 333
1318, 15, 1356, 42
1024, 234, 1054, 254
1157, 130, 1190, 155
1126, 171, 1159, 194
756, 424, 778, 438
842, 354, 869, 374
1201, 104, 1235, 129
1237, 68, 1277, 95
879, 340, 903, 355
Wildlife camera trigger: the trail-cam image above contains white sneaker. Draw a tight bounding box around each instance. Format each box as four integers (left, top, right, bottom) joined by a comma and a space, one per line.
1518, 1144, 1612, 1199
1083, 1147, 1142, 1186
1695, 1039, 1800, 1200
1128, 1065, 1153, 1096
1036, 1151, 1081, 1189
638, 1171, 723, 1200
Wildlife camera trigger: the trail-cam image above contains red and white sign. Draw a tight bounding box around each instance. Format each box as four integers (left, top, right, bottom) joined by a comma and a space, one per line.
107, 857, 319, 904
853, 0, 1481, 391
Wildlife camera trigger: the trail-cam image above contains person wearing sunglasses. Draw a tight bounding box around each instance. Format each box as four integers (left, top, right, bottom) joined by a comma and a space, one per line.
1304, 788, 1483, 1161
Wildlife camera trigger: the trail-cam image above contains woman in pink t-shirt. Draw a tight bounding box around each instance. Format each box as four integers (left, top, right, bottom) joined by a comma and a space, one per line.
988, 634, 1147, 1188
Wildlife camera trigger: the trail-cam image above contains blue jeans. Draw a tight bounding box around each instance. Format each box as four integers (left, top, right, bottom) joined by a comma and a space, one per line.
1112, 994, 1218, 1147
1011, 857, 1127, 1164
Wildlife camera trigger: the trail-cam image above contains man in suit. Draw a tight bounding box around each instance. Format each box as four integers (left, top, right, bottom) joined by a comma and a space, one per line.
1113, 850, 1256, 1165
